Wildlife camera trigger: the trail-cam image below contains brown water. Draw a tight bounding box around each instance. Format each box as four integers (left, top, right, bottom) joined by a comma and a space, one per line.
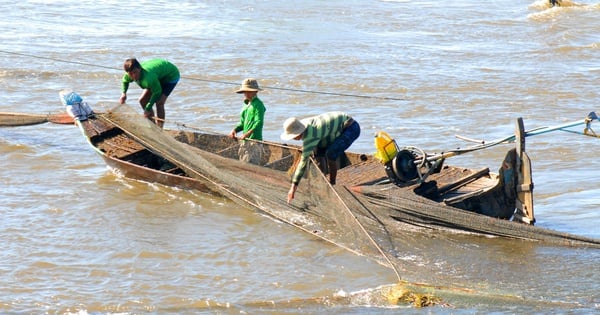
1, 0, 599, 313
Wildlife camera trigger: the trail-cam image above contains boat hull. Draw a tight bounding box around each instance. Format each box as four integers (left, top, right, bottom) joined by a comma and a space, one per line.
76, 117, 222, 194
99, 153, 216, 193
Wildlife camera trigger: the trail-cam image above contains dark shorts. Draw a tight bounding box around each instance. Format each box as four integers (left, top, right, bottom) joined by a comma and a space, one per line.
325, 120, 361, 161
161, 78, 179, 96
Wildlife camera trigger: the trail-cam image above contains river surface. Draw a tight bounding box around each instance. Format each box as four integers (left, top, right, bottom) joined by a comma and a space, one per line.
1, 0, 599, 314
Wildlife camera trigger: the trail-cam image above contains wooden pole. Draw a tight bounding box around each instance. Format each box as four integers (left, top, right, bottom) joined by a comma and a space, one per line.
513, 117, 535, 225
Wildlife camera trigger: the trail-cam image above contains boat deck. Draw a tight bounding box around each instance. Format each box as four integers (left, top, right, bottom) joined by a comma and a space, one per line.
336, 155, 514, 219
338, 158, 495, 197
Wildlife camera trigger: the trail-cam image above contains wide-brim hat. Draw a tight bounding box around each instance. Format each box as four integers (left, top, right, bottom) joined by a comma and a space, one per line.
236, 78, 262, 93
280, 117, 307, 141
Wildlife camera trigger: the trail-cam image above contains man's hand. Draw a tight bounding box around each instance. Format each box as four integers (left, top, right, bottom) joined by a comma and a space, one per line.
240, 130, 253, 141
119, 93, 127, 104
287, 183, 297, 204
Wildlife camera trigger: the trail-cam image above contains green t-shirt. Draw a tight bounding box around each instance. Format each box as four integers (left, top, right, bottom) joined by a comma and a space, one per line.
121, 59, 180, 110
234, 96, 266, 140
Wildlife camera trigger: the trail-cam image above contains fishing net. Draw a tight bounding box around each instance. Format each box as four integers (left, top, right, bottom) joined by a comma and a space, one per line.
89, 105, 600, 309
349, 182, 600, 247
98, 105, 398, 270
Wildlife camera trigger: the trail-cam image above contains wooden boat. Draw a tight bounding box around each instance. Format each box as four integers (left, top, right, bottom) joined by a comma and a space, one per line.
0, 111, 73, 126
78, 113, 516, 214
68, 108, 600, 249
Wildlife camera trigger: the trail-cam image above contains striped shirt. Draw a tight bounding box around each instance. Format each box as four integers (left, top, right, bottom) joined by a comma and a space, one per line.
292, 111, 350, 184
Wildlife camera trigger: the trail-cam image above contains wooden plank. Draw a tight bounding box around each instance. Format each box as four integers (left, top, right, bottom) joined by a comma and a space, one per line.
437, 167, 490, 195
515, 152, 534, 224
514, 118, 535, 224
0, 112, 48, 126
0, 112, 73, 126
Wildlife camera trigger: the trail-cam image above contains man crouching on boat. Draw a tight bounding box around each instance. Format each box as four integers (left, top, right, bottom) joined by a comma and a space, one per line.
281, 111, 360, 203
119, 58, 180, 128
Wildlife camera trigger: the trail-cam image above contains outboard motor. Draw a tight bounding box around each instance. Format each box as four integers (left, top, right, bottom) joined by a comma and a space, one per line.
389, 149, 419, 182
374, 132, 419, 183
374, 131, 444, 184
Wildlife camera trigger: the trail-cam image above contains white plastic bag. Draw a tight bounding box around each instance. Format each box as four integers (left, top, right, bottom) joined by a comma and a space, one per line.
59, 89, 94, 121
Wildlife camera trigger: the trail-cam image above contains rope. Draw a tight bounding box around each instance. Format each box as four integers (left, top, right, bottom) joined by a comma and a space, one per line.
0, 49, 407, 101
174, 121, 301, 151
334, 186, 403, 281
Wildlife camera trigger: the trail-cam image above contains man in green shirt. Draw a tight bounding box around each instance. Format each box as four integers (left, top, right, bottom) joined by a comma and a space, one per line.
119, 58, 180, 128
281, 111, 360, 203
228, 78, 266, 164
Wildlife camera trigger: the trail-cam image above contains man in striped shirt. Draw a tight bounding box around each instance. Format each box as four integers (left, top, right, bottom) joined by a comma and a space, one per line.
280, 111, 360, 203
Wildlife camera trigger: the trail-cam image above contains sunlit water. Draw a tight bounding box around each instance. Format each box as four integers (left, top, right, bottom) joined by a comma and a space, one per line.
1, 0, 599, 313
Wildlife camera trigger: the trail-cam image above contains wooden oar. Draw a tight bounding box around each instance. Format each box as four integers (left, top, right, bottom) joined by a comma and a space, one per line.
0, 112, 74, 126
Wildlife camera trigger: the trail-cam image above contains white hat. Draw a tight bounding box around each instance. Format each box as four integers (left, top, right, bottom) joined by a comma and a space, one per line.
280, 117, 307, 140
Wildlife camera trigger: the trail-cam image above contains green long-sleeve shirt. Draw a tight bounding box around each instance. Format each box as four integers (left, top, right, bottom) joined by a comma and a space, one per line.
121, 59, 180, 110
292, 111, 349, 184
234, 96, 266, 140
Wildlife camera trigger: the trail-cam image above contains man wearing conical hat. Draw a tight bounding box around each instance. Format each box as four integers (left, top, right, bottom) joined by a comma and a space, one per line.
281, 111, 360, 203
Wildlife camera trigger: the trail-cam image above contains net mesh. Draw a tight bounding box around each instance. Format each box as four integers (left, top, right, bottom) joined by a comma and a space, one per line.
99, 106, 397, 270
89, 106, 600, 309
